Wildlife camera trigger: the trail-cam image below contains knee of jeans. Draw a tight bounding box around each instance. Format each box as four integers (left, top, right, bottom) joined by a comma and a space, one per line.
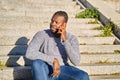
80, 71, 89, 80
32, 59, 45, 68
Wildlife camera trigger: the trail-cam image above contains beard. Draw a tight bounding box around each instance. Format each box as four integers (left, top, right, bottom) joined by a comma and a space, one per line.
50, 28, 61, 38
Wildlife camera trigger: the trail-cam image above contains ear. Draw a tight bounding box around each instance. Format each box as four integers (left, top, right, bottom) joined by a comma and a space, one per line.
62, 22, 67, 28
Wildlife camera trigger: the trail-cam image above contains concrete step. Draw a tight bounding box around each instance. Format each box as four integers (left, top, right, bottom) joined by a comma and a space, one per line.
0, 16, 95, 24
69, 18, 99, 23
25, 9, 78, 18
0, 23, 100, 31
24, 3, 79, 8
0, 64, 120, 80
0, 36, 30, 46
67, 24, 101, 30
0, 29, 41, 37
0, 36, 115, 46
0, 44, 120, 56
0, 17, 98, 30
13, 0, 75, 5
0, 56, 30, 67
0, 45, 27, 55
90, 76, 120, 80
25, 1, 77, 6
25, 0, 76, 4
81, 53, 120, 64
0, 29, 103, 37
26, 0, 74, 2
0, 16, 43, 22
0, 9, 80, 18
78, 37, 115, 45
22, 7, 81, 14
0, 0, 79, 10
80, 45, 120, 54
0, 66, 32, 80
78, 63, 120, 76
0, 22, 101, 30
0, 4, 80, 17
0, 53, 120, 67
0, 10, 25, 17
69, 30, 103, 37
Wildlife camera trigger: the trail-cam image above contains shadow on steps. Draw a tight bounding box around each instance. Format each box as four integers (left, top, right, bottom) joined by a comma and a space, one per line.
5, 37, 32, 79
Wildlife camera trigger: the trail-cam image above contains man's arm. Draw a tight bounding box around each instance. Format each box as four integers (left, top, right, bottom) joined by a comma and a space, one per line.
63, 35, 80, 66
51, 58, 60, 77
57, 23, 80, 66
25, 31, 54, 64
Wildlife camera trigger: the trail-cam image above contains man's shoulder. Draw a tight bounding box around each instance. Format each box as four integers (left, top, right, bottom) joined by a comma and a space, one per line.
34, 29, 51, 38
67, 32, 77, 39
36, 29, 50, 35
66, 32, 79, 42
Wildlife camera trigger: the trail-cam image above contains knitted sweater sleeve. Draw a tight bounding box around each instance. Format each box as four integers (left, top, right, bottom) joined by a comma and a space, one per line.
63, 35, 80, 66
25, 31, 54, 64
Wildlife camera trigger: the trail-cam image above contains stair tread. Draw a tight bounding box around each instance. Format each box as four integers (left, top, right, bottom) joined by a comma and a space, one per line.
78, 37, 115, 45
0, 44, 120, 55
0, 16, 95, 23
0, 23, 101, 29
80, 45, 120, 53
0, 63, 120, 75
0, 36, 115, 45
90, 75, 120, 80
0, 29, 103, 37
0, 53, 120, 66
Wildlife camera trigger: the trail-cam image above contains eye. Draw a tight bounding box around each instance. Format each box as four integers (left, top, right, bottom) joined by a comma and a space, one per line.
56, 21, 58, 24
54, 21, 58, 24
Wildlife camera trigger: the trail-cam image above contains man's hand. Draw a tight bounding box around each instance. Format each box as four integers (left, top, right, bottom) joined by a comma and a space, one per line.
58, 22, 67, 42
51, 58, 60, 77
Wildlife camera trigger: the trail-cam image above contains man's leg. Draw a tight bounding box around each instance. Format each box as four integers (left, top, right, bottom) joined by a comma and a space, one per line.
32, 59, 53, 80
59, 66, 89, 80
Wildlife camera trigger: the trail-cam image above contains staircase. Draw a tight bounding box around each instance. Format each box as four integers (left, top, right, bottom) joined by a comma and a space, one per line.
0, 0, 120, 80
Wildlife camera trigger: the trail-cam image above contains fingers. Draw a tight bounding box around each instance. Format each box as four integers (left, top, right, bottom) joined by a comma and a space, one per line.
52, 58, 60, 77
51, 71, 60, 77
53, 58, 59, 64
57, 29, 62, 33
57, 27, 64, 34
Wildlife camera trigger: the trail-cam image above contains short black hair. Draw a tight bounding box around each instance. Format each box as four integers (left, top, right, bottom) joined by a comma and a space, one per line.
52, 11, 68, 23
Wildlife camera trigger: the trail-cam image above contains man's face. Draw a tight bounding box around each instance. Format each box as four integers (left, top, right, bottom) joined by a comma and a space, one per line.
50, 15, 65, 35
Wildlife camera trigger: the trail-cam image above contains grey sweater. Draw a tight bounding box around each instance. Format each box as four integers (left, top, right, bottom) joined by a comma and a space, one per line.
26, 29, 80, 66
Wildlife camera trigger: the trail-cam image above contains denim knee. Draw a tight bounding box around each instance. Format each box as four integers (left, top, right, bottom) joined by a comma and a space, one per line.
32, 59, 46, 68
79, 71, 89, 80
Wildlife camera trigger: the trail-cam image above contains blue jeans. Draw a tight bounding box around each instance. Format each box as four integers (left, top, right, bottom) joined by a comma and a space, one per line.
32, 59, 89, 80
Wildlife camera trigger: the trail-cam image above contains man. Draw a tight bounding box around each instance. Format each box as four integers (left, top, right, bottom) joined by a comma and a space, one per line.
26, 11, 89, 80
